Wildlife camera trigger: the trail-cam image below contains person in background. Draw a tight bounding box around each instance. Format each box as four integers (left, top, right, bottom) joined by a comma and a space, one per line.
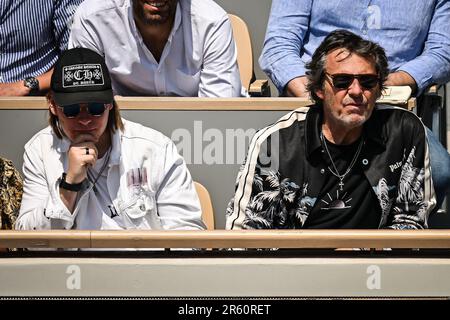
260, 0, 450, 98
69, 0, 244, 97
16, 48, 205, 231
259, 0, 450, 210
0, 0, 84, 96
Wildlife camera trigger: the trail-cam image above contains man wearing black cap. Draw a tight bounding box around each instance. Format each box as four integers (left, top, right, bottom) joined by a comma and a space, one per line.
16, 48, 205, 231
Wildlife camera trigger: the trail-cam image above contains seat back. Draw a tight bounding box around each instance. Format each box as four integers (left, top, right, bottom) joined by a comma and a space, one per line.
194, 181, 215, 230
228, 13, 254, 91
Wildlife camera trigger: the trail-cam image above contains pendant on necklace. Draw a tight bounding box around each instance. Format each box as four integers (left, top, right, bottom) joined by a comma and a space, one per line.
338, 180, 344, 191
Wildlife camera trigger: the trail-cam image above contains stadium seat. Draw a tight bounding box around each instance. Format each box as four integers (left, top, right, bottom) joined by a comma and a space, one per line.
228, 14, 271, 97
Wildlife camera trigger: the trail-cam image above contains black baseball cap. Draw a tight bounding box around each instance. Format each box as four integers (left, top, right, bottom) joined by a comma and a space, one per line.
51, 47, 113, 106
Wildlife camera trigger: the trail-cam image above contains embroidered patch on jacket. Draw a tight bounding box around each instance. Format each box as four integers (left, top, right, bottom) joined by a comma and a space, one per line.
388, 161, 403, 173
126, 168, 148, 188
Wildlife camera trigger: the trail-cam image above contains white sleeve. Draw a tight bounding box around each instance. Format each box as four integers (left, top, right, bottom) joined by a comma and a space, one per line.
68, 5, 104, 54
198, 14, 244, 97
155, 141, 205, 230
15, 145, 80, 230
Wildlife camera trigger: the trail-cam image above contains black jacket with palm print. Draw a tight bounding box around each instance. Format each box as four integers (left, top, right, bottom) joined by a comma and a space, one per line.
226, 105, 436, 230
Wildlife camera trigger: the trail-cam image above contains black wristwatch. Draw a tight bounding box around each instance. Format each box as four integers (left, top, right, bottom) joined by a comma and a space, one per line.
59, 173, 84, 192
23, 76, 40, 95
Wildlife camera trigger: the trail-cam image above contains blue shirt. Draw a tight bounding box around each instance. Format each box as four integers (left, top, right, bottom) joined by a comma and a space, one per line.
259, 0, 450, 95
0, 0, 83, 83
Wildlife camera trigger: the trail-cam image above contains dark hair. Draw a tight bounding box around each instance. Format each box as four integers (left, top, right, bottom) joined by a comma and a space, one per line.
306, 29, 389, 104
47, 91, 124, 139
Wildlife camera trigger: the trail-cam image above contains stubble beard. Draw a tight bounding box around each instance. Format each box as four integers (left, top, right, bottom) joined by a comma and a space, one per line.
133, 0, 176, 26
333, 110, 369, 129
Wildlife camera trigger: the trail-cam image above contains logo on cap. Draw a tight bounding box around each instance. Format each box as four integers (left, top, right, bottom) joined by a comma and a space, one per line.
62, 64, 105, 88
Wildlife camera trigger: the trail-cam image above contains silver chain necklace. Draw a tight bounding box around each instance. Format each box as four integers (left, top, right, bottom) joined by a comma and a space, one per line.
320, 131, 364, 191
87, 148, 111, 194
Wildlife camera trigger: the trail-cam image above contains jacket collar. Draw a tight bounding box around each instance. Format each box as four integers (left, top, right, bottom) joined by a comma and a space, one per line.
55, 136, 71, 154
363, 106, 387, 149
305, 104, 386, 160
109, 124, 122, 166
304, 106, 323, 161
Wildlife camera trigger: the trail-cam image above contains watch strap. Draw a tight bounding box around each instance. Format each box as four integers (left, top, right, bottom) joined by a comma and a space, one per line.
23, 77, 40, 95
59, 173, 84, 192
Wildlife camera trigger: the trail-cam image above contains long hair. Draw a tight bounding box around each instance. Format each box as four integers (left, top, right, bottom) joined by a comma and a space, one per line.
306, 29, 389, 105
47, 91, 124, 139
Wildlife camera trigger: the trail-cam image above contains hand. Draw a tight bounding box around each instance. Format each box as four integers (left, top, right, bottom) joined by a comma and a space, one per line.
66, 135, 98, 184
384, 71, 417, 95
284, 76, 310, 97
0, 81, 30, 96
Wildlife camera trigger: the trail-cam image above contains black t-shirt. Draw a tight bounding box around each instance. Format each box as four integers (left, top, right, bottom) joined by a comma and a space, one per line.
304, 136, 382, 229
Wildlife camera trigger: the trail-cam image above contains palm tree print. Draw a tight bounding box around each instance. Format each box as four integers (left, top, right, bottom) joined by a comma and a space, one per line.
373, 178, 394, 228
390, 146, 426, 229
240, 168, 316, 229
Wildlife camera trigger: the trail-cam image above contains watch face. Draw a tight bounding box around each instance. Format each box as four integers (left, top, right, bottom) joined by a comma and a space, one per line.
24, 77, 39, 91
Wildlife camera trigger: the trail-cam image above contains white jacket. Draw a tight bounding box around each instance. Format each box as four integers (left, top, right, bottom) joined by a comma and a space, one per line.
16, 119, 205, 231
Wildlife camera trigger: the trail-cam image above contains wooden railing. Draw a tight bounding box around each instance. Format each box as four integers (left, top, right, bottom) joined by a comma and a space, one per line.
0, 97, 309, 110
1, 230, 449, 249
0, 94, 416, 111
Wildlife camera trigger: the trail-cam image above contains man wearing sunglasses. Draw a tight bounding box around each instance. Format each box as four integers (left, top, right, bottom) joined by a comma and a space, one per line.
227, 30, 435, 230
16, 48, 205, 232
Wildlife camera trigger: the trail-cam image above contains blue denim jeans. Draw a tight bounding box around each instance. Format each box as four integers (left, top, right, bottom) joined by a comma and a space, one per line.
427, 128, 450, 209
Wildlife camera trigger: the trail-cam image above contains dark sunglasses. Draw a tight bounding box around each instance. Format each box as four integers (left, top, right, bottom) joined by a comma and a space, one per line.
325, 73, 380, 90
59, 102, 109, 118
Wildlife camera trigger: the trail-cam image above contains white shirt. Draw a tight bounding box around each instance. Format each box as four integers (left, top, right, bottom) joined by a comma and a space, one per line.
16, 119, 205, 231
69, 0, 244, 97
